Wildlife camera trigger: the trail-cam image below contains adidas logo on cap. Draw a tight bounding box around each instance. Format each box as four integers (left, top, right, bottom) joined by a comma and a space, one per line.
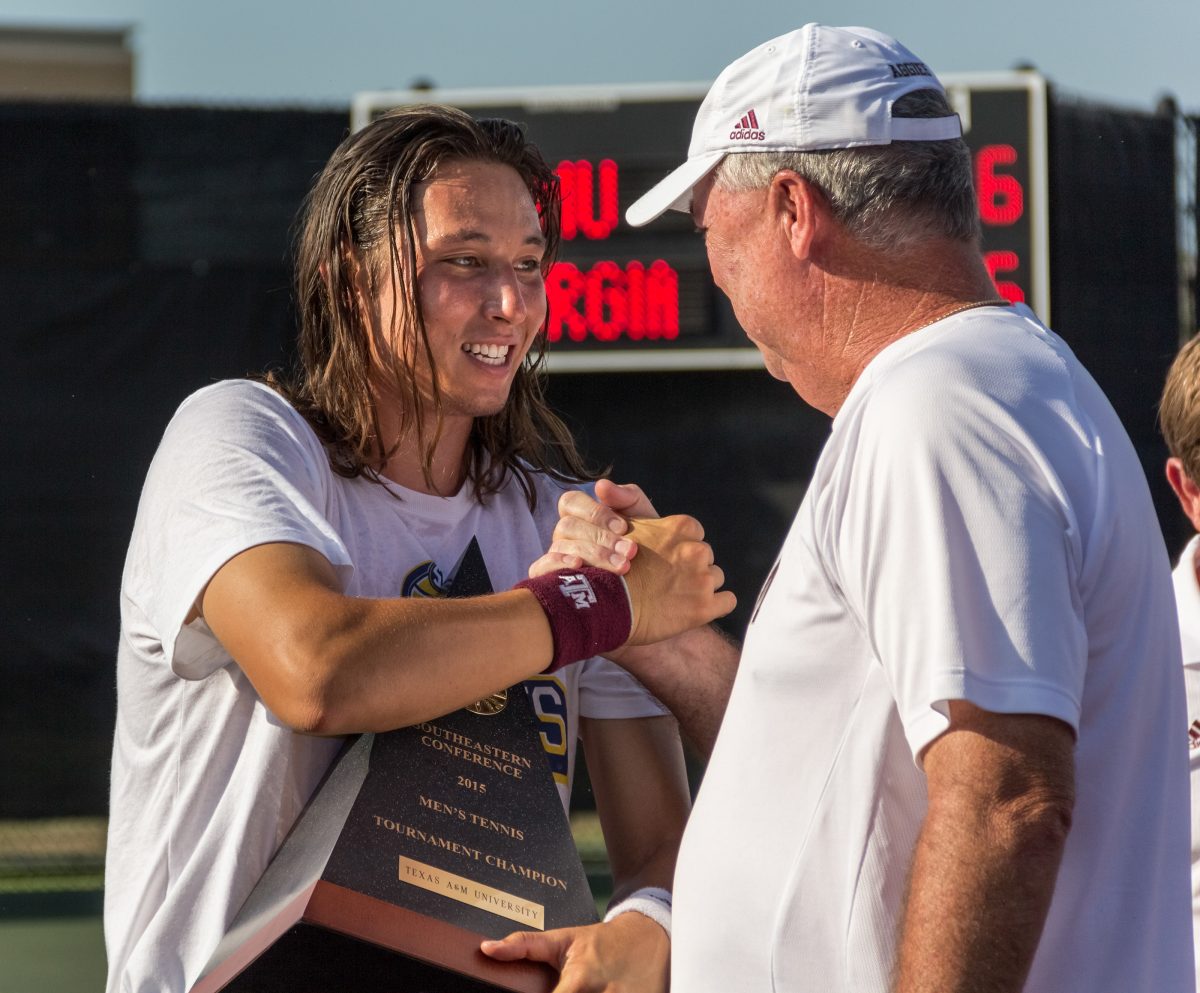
729, 108, 765, 142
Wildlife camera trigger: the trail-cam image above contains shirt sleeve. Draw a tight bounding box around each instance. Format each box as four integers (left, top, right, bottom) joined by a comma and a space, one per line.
833, 365, 1088, 761
122, 380, 354, 680
577, 656, 669, 720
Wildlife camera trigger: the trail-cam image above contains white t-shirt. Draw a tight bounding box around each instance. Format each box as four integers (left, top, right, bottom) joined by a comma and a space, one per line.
1172, 534, 1200, 989
672, 304, 1193, 992
104, 379, 665, 993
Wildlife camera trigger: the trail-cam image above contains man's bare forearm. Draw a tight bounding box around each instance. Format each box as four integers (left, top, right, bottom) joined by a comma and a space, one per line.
608, 624, 740, 757
893, 797, 1069, 991
892, 705, 1074, 993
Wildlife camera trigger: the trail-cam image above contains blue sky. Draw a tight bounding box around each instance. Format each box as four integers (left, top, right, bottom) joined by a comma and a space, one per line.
3, 0, 1198, 113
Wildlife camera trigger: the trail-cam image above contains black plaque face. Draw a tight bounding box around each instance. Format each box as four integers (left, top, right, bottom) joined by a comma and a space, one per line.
324, 686, 595, 936
194, 538, 597, 993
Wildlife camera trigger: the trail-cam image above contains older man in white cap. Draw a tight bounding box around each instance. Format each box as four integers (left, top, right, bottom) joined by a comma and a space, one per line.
510, 22, 1192, 993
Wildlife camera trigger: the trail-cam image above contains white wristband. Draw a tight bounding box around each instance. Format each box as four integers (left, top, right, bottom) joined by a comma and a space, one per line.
603, 886, 672, 937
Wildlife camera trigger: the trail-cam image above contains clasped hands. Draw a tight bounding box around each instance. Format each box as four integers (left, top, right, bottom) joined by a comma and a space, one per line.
480, 481, 733, 992
528, 479, 735, 648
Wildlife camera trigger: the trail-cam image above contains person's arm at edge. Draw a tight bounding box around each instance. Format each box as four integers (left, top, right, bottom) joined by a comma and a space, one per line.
199, 505, 734, 736
891, 701, 1075, 993
480, 714, 689, 992
605, 627, 738, 758
198, 540, 554, 734
584, 713, 689, 903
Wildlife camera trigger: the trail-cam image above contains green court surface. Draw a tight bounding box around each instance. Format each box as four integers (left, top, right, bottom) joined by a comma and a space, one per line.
0, 818, 106, 993
0, 915, 106, 993
0, 814, 611, 992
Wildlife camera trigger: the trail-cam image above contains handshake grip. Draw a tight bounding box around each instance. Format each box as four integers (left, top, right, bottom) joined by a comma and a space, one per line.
515, 514, 736, 669
620, 514, 736, 646
514, 568, 633, 672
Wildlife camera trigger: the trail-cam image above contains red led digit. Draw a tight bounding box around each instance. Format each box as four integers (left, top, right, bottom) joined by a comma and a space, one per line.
975, 145, 1024, 226
983, 250, 1026, 303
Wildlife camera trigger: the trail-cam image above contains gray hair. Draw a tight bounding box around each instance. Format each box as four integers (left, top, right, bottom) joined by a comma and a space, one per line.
713, 89, 980, 251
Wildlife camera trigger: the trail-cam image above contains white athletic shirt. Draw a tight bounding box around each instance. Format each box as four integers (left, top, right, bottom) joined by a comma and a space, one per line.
672, 304, 1193, 992
104, 379, 665, 993
1172, 534, 1200, 989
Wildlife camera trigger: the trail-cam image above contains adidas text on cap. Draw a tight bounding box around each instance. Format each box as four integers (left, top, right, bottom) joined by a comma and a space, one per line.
625, 23, 962, 227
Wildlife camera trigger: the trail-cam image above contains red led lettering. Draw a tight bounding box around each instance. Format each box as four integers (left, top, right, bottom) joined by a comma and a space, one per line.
626, 261, 646, 338
587, 260, 626, 340
643, 260, 679, 340
556, 159, 619, 241
546, 262, 588, 342
983, 250, 1025, 303
545, 260, 679, 343
558, 163, 577, 241
975, 145, 1024, 226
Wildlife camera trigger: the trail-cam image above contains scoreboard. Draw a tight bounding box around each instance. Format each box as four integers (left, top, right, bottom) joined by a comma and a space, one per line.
352, 74, 1049, 372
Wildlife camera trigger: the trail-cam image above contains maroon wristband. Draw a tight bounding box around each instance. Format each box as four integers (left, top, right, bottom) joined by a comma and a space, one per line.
514, 568, 634, 673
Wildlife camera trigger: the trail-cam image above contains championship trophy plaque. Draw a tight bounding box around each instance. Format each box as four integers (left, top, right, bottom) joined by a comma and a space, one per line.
191, 539, 598, 993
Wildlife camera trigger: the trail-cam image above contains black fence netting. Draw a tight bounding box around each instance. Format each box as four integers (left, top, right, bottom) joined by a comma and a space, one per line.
0, 96, 1194, 822
0, 103, 348, 817
1047, 96, 1184, 550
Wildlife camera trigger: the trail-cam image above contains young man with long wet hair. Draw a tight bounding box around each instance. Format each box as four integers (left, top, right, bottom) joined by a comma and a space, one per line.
104, 105, 733, 993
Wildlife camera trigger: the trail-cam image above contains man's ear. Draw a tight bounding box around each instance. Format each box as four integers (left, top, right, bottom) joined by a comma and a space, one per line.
319, 242, 364, 301
340, 247, 376, 310
770, 171, 825, 262
1166, 457, 1200, 533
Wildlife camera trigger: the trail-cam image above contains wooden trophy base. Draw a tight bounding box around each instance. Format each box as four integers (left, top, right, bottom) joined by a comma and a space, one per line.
193, 880, 556, 993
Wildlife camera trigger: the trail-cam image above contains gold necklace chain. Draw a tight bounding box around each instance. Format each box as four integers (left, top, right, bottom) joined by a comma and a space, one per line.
908, 298, 1010, 336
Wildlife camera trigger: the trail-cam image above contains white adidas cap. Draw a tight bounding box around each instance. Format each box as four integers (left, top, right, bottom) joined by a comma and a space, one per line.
626, 23, 961, 227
